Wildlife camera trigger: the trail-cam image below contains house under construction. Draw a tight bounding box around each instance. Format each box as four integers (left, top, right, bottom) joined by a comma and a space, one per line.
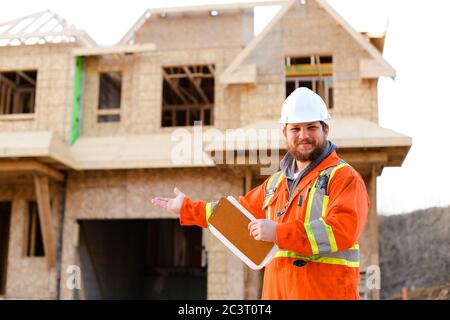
0, 0, 411, 300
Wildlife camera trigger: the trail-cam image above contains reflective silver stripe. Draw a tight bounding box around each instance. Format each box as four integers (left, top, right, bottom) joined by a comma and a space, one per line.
263, 171, 283, 209
275, 246, 360, 267
309, 165, 335, 221
305, 163, 349, 254
309, 218, 332, 253
263, 171, 284, 220
321, 248, 360, 262
309, 189, 325, 220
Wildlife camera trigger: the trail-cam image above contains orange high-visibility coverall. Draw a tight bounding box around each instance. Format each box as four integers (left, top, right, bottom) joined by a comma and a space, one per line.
180, 150, 370, 300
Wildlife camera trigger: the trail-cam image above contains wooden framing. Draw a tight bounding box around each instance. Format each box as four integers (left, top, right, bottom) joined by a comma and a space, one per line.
0, 160, 64, 182
369, 165, 380, 299
33, 175, 56, 269
162, 65, 215, 127
0, 10, 96, 47
25, 202, 41, 257
72, 43, 156, 57
162, 104, 213, 127
96, 71, 122, 123
97, 109, 121, 116
0, 71, 37, 115
0, 202, 11, 296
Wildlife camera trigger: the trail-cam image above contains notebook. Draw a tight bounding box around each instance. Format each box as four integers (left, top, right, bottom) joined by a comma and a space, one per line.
207, 196, 278, 270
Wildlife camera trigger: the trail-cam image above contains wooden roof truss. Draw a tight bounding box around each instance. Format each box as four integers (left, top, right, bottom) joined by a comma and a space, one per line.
0, 10, 96, 47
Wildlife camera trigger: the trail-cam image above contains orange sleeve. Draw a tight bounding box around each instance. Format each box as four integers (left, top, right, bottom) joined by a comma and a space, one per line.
276, 166, 370, 255
179, 197, 209, 228
179, 177, 270, 228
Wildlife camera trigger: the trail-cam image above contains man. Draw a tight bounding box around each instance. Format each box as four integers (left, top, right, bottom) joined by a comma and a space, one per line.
152, 87, 369, 300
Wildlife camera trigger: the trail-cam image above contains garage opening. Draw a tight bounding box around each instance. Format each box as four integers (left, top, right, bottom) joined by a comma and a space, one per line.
0, 202, 11, 295
78, 219, 206, 299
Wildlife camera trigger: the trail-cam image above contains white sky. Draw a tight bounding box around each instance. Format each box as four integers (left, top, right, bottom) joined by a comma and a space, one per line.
1, 0, 449, 215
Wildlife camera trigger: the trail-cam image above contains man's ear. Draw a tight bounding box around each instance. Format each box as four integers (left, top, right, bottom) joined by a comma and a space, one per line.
323, 123, 329, 137
282, 125, 287, 138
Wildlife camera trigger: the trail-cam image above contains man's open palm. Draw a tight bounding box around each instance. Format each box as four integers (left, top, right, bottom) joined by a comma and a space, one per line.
151, 188, 185, 215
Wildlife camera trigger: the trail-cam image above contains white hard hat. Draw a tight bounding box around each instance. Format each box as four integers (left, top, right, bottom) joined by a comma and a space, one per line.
279, 87, 331, 124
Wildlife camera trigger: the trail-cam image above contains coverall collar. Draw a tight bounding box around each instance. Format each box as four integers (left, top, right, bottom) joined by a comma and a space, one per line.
280, 140, 337, 181
280, 140, 337, 197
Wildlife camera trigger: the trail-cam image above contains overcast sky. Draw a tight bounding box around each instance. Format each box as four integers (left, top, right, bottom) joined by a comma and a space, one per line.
1, 0, 449, 215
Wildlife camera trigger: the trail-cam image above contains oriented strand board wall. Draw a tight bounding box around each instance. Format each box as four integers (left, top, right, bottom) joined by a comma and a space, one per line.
239, 0, 379, 126
60, 167, 246, 300
80, 9, 253, 137
0, 44, 75, 142
82, 55, 135, 136
0, 183, 61, 299
81, 47, 243, 136
135, 9, 254, 50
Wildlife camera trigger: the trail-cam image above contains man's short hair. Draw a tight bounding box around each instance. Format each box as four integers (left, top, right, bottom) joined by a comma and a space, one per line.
319, 121, 329, 131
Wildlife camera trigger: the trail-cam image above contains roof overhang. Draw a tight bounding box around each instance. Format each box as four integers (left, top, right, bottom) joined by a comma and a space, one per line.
0, 131, 76, 168
0, 119, 411, 176
72, 43, 156, 57
204, 118, 412, 171
70, 134, 215, 170
0, 131, 77, 182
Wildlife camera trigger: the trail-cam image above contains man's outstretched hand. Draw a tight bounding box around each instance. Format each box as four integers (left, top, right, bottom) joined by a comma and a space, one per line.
151, 187, 185, 215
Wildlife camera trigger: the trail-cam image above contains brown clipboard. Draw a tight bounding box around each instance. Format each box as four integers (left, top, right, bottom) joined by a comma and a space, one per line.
207, 197, 277, 269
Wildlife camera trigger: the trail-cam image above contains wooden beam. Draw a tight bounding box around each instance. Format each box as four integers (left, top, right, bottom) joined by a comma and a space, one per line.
207, 65, 215, 75
33, 175, 56, 269
97, 108, 121, 116
0, 160, 64, 182
162, 70, 189, 104
0, 30, 84, 40
72, 43, 156, 56
178, 84, 199, 104
29, 205, 38, 255
368, 165, 380, 300
342, 152, 388, 164
244, 167, 252, 194
165, 73, 213, 79
144, 1, 287, 15
0, 74, 17, 88
182, 66, 210, 104
17, 71, 36, 86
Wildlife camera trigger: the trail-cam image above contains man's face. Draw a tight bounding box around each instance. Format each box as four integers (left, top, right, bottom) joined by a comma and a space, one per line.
282, 122, 329, 162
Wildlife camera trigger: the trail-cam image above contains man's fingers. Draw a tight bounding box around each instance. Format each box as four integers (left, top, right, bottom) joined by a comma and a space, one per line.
249, 223, 259, 237
152, 201, 166, 209
151, 198, 170, 208
152, 197, 170, 203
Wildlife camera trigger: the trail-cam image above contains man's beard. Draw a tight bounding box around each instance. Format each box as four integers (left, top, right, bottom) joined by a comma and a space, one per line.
288, 139, 327, 162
